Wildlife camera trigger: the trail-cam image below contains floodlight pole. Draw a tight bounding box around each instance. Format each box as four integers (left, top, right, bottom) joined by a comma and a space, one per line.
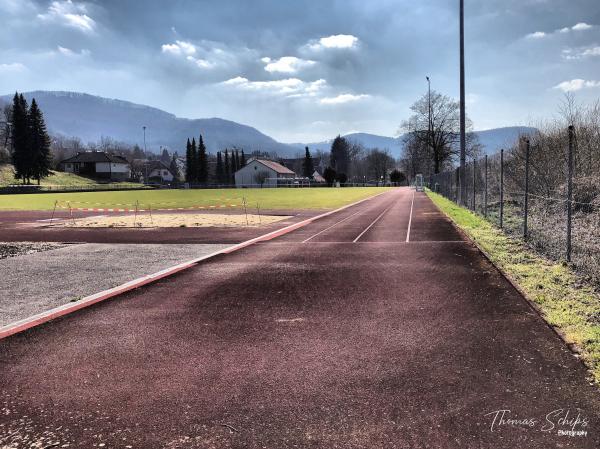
426, 76, 432, 160
459, 0, 467, 205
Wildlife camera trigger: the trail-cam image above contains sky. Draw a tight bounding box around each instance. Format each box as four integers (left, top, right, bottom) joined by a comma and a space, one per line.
1, 0, 599, 143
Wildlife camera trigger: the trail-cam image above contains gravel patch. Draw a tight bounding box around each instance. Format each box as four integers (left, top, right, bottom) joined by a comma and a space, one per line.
0, 243, 230, 327
0, 241, 67, 260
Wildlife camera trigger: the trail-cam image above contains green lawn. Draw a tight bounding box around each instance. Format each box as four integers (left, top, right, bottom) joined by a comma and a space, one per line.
427, 190, 600, 383
0, 187, 393, 211
0, 164, 142, 189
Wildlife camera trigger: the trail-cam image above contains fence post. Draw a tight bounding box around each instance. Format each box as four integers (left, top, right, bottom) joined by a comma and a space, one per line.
567, 125, 574, 262
455, 167, 460, 202
484, 154, 488, 218
500, 149, 504, 229
472, 158, 476, 211
524, 138, 530, 240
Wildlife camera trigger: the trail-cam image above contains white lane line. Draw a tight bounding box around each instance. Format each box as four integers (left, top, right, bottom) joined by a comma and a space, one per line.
406, 190, 415, 243
0, 189, 392, 340
302, 210, 362, 243
353, 201, 396, 243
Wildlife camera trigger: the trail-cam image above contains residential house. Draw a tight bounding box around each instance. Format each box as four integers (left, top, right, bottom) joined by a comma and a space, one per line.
234, 158, 296, 187
59, 151, 130, 181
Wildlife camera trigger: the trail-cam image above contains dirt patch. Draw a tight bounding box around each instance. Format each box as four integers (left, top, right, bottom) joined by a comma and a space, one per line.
55, 213, 291, 228
0, 242, 67, 260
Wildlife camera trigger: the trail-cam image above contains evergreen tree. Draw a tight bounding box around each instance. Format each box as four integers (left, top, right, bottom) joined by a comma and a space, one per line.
233, 148, 240, 173
240, 150, 246, 167
28, 99, 52, 185
185, 138, 193, 183
302, 146, 314, 178
330, 135, 350, 177
224, 149, 230, 184
197, 134, 208, 184
216, 151, 224, 184
190, 137, 198, 183
323, 167, 337, 187
160, 147, 170, 164
11, 93, 31, 184
132, 144, 144, 160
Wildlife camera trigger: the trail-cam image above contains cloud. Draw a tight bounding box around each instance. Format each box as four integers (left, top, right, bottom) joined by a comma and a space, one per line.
222, 76, 327, 98
161, 40, 196, 56
57, 45, 90, 57
562, 46, 600, 60
308, 34, 359, 50
526, 31, 546, 39
262, 56, 316, 73
572, 22, 593, 31
37, 0, 96, 33
527, 22, 594, 39
0, 62, 26, 72
186, 55, 214, 69
320, 94, 369, 105
553, 79, 600, 92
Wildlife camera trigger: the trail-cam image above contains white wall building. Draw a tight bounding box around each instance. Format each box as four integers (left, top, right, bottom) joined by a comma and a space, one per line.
59, 151, 130, 181
145, 161, 174, 183
234, 158, 295, 187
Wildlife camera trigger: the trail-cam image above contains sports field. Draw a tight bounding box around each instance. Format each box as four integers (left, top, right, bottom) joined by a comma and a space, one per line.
0, 187, 392, 211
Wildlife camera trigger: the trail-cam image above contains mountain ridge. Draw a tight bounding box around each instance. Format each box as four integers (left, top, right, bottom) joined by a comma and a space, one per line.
1, 90, 535, 158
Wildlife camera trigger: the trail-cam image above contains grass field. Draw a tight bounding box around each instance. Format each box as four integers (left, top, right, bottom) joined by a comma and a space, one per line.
0, 187, 393, 211
0, 164, 143, 189
427, 190, 600, 383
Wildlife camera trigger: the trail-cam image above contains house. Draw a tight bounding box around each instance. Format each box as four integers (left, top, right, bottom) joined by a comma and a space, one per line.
312, 170, 326, 183
145, 161, 174, 183
234, 158, 296, 187
59, 151, 130, 181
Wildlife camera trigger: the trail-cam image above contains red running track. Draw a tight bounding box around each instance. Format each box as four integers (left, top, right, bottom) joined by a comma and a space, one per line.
1, 188, 598, 448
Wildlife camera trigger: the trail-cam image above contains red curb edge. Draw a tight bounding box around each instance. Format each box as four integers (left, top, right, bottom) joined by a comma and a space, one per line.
0, 189, 392, 340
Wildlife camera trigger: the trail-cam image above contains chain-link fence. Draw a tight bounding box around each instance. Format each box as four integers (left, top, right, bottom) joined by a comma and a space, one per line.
429, 126, 600, 285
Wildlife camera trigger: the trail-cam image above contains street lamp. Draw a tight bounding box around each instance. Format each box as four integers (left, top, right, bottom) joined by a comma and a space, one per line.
426, 76, 432, 158
459, 0, 467, 205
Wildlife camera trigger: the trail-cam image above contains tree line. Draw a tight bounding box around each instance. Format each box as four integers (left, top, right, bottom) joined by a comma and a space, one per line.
320, 135, 405, 186
214, 148, 246, 184
9, 92, 53, 184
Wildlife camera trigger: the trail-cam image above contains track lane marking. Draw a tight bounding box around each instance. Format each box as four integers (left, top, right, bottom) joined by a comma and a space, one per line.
406, 190, 415, 243
352, 201, 396, 243
301, 210, 363, 243
0, 189, 395, 340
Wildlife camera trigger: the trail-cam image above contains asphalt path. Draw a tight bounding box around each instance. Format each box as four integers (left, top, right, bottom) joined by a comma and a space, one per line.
1, 188, 598, 448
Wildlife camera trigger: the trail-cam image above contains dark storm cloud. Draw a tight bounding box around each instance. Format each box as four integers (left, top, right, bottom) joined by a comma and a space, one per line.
1, 0, 599, 141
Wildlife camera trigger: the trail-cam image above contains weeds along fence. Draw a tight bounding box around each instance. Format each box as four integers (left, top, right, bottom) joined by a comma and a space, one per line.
429, 126, 600, 285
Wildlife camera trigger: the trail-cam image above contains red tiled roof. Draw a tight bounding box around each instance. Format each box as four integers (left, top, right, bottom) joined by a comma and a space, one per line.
255, 159, 295, 174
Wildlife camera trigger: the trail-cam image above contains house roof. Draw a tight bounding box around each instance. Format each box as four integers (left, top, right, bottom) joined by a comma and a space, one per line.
253, 158, 295, 174
312, 171, 326, 183
60, 151, 129, 164
145, 160, 172, 172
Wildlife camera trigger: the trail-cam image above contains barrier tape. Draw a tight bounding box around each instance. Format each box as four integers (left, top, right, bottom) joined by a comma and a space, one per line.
55, 203, 240, 213
61, 197, 244, 207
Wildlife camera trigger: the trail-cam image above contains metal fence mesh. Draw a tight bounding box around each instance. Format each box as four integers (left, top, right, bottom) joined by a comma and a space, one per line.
429, 134, 600, 285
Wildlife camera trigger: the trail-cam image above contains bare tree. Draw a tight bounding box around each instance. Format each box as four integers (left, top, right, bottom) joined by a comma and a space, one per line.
400, 91, 480, 174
